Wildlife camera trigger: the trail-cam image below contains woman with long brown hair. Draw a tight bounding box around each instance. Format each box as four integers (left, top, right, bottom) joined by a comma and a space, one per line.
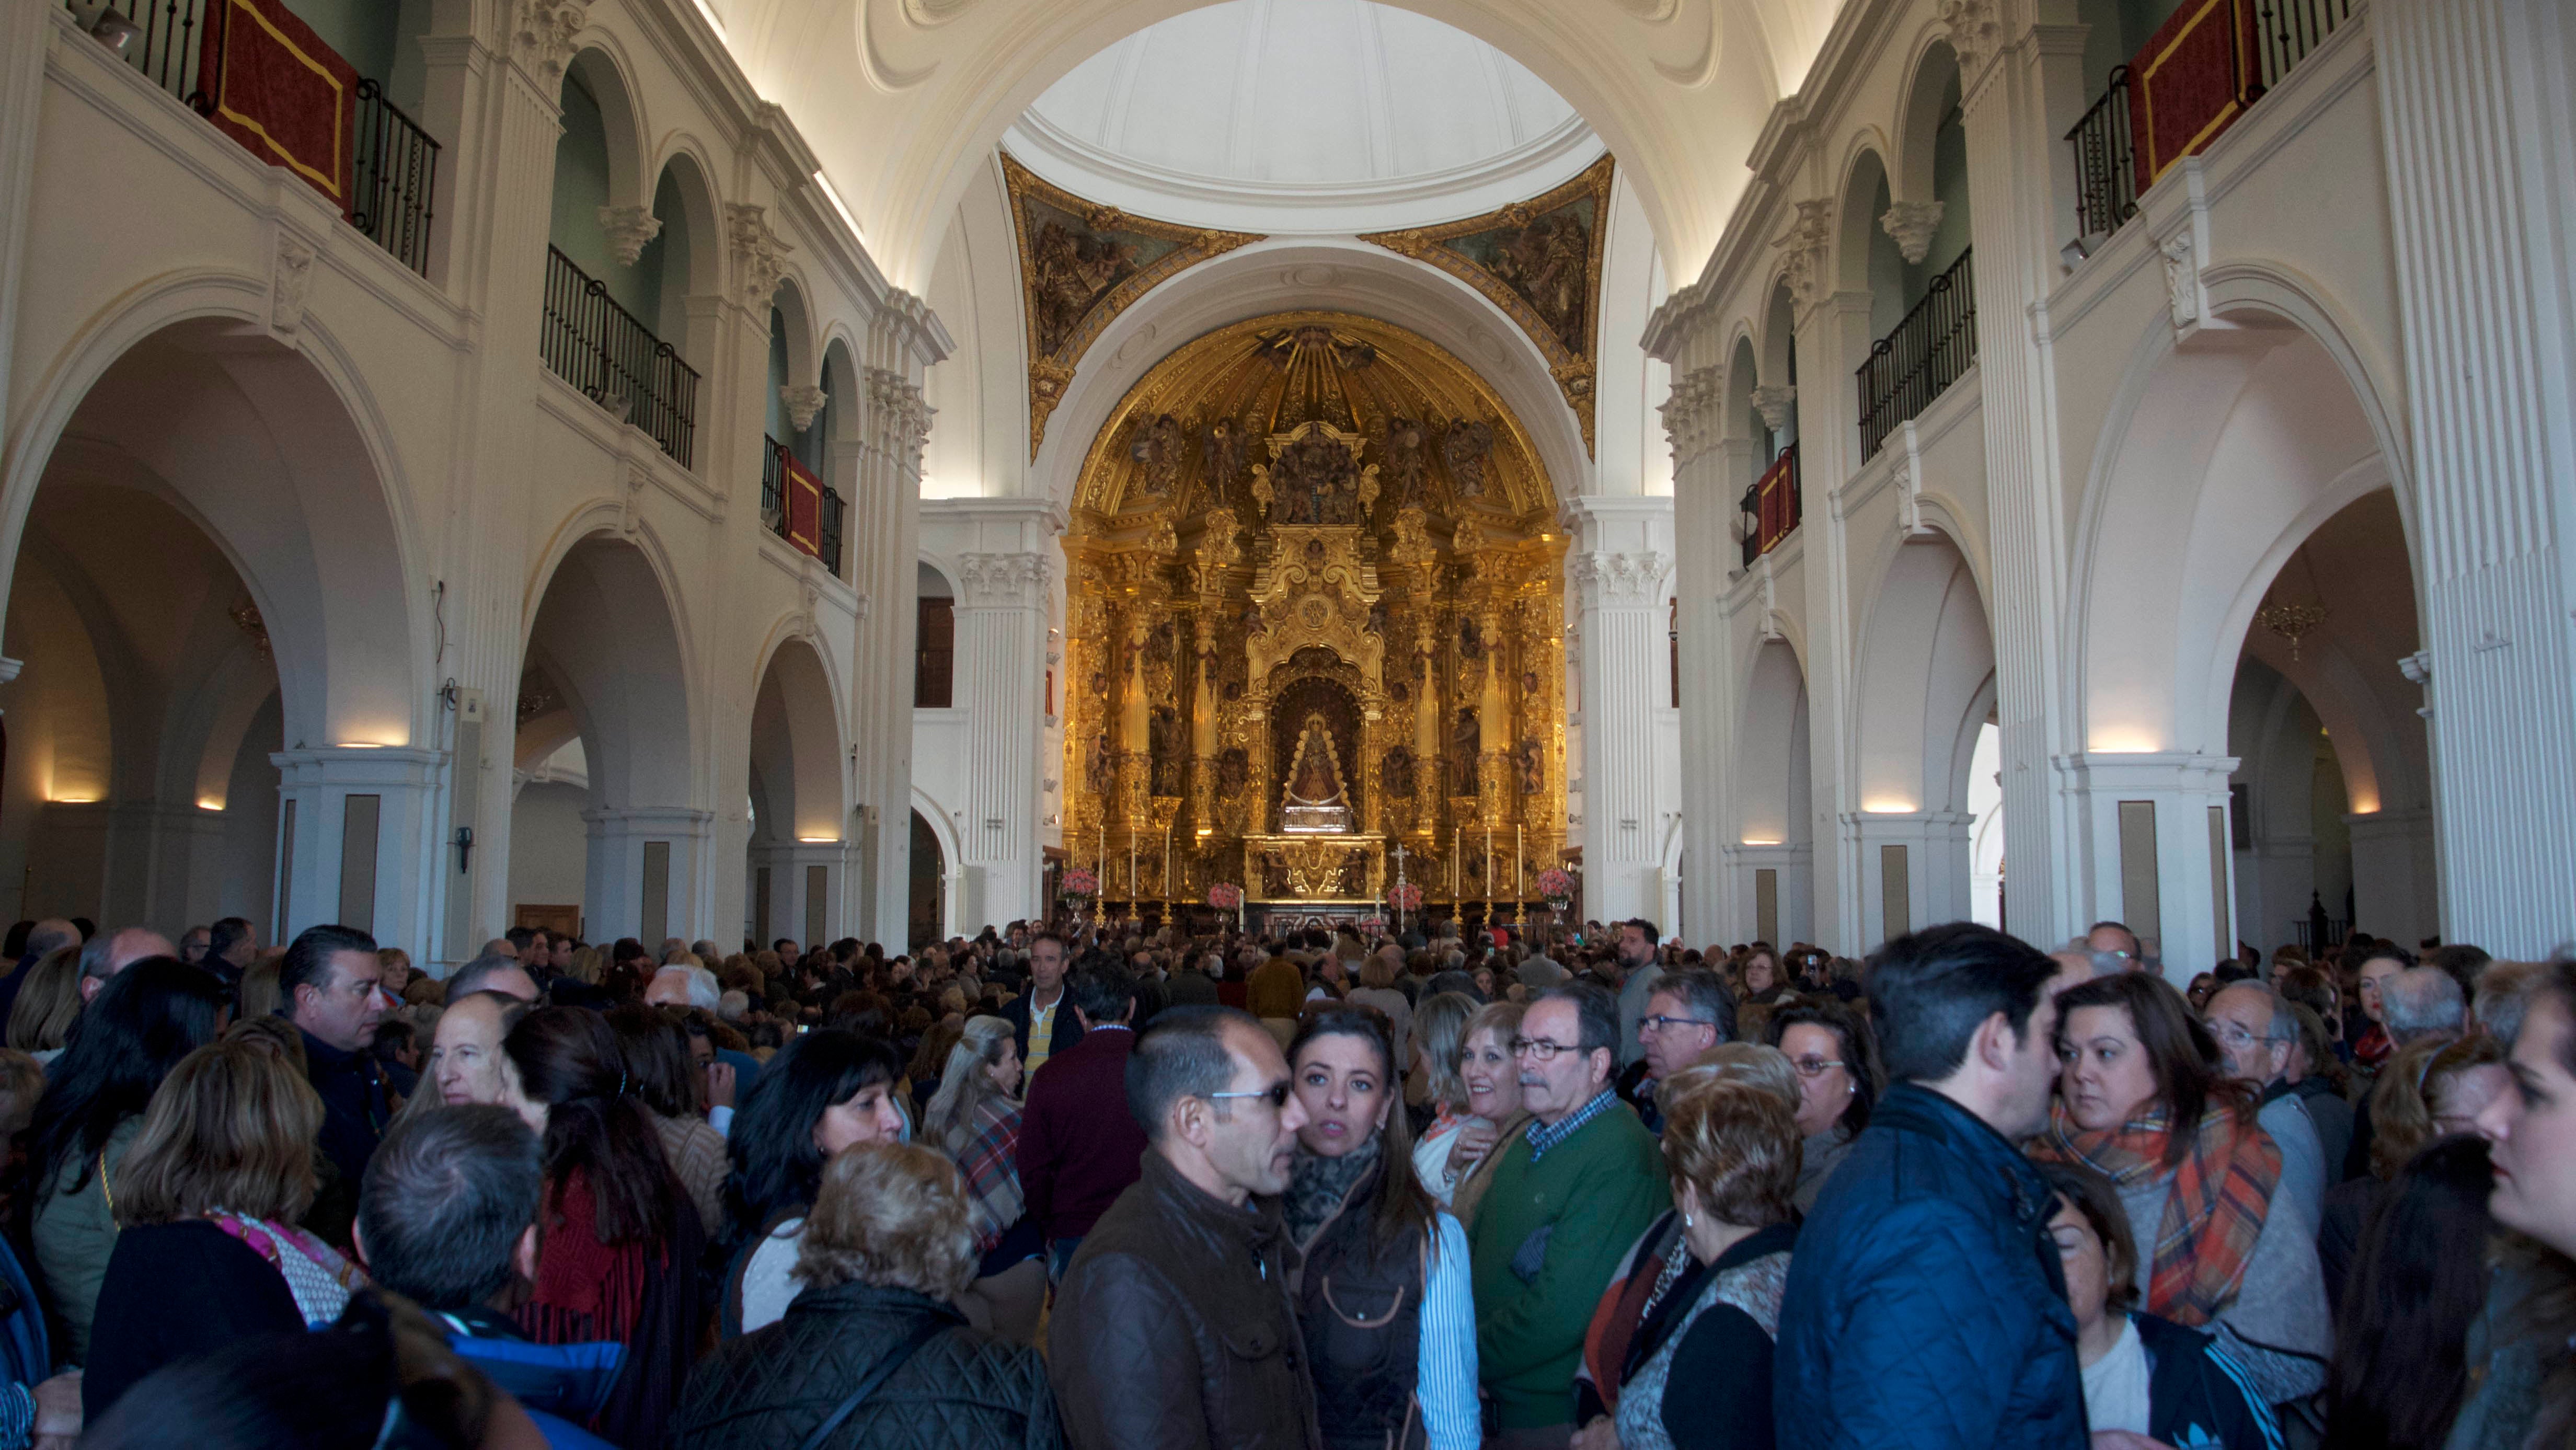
498, 1005, 705, 1447
1282, 1003, 1476, 1450
2034, 972, 2329, 1410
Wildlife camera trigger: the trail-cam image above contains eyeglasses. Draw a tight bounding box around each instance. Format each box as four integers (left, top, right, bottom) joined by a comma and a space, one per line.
1788, 1056, 1847, 1079
1509, 1037, 1582, 1061
1638, 1014, 1715, 1035
1204, 1081, 1293, 1110
2206, 1023, 2290, 1050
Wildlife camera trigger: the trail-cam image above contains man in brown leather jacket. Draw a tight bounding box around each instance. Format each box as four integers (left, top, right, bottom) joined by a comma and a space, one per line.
1049, 1004, 1323, 1450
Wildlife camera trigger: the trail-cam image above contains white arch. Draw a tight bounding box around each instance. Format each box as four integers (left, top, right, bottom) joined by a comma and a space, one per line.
0, 283, 426, 751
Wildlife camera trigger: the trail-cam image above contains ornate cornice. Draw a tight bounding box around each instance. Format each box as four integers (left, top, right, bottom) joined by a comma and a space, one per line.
1358, 154, 1616, 457
1000, 153, 1263, 459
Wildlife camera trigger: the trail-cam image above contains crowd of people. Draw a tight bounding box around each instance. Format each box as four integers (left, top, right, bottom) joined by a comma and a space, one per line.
0, 908, 2560, 1450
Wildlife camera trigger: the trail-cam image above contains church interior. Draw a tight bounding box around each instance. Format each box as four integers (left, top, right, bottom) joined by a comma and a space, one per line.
0, 0, 2567, 965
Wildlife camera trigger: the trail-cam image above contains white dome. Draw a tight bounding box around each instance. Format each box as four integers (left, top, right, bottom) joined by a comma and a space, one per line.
1006, 0, 1603, 235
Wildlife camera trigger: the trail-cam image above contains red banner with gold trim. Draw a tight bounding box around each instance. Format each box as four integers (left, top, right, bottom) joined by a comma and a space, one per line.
2130, 0, 2258, 192
197, 0, 356, 218
783, 453, 824, 559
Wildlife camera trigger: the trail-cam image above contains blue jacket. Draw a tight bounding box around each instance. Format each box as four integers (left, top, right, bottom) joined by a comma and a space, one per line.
1773, 1084, 2086, 1450
441, 1310, 623, 1450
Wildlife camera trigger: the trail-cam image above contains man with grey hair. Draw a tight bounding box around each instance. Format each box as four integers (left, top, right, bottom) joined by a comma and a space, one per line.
646, 964, 721, 1011
446, 951, 539, 1004
2203, 980, 2326, 1232
1471, 981, 1668, 1444
2385, 965, 2466, 1045
77, 926, 176, 1004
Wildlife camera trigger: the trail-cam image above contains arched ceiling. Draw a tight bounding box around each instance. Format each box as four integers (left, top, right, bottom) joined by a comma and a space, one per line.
1006, 0, 1606, 234
715, 0, 1839, 289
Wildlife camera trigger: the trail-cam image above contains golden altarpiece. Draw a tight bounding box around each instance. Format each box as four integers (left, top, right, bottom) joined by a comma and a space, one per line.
1061, 314, 1566, 919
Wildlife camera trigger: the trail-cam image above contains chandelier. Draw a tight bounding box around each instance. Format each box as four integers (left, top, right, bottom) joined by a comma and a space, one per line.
2255, 601, 2329, 661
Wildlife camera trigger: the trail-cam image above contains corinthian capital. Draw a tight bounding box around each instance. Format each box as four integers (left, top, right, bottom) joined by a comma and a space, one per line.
1569, 550, 1672, 606
724, 203, 794, 306
513, 0, 589, 84
866, 367, 934, 476
779, 384, 829, 433
957, 552, 1053, 606
1880, 201, 1945, 265
597, 205, 661, 265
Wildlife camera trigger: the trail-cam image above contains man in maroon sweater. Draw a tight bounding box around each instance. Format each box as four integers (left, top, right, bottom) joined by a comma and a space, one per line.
1017, 961, 1147, 1280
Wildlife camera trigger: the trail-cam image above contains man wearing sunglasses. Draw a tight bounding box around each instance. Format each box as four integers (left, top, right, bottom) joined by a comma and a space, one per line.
1050, 1005, 1320, 1450
1469, 983, 1669, 1447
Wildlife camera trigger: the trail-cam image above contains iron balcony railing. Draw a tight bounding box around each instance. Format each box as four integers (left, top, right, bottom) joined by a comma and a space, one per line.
760, 434, 790, 536
2066, 66, 2138, 243
2064, 0, 2355, 255
818, 485, 845, 579
2246, 0, 2356, 98
352, 79, 438, 275
543, 246, 699, 468
75, 0, 439, 275
1856, 249, 1977, 461
761, 434, 848, 579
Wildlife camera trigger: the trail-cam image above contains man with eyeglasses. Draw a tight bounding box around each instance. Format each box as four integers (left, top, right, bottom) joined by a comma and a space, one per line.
2203, 981, 2328, 1234
1631, 967, 1736, 1135
1050, 1004, 1319, 1450
1469, 983, 1669, 1448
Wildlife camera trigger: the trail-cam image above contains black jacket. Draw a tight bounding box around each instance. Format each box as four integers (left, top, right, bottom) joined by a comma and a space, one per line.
2133, 1310, 2282, 1450
86, 1220, 304, 1419
1003, 985, 1084, 1065
670, 1280, 1062, 1450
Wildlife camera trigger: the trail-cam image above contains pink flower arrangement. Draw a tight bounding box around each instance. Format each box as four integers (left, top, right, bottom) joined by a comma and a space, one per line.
1061, 866, 1098, 898
1208, 882, 1244, 910
1389, 882, 1424, 911
1536, 868, 1573, 902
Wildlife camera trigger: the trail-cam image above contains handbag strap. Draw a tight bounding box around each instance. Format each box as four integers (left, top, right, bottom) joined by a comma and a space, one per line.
794, 1316, 950, 1450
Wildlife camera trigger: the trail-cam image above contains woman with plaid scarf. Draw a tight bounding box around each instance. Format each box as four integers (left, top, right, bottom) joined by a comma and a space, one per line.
2034, 973, 2330, 1414
923, 1016, 1043, 1344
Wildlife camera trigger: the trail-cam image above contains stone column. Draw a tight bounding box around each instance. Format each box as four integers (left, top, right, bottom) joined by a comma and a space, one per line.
271, 747, 443, 945
1661, 359, 1736, 941
849, 327, 941, 943
1794, 287, 1871, 951
1952, 0, 2094, 946
1563, 497, 1674, 924
2373, 0, 2576, 954
746, 839, 844, 948
583, 805, 712, 947
434, 3, 597, 960
953, 548, 1053, 928
2061, 752, 2238, 976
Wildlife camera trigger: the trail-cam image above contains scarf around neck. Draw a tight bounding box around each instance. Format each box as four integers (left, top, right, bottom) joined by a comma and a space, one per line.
2031, 1097, 2280, 1327
1282, 1137, 1381, 1248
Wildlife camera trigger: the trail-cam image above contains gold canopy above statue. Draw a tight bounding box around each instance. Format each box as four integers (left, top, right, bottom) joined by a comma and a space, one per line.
1061, 312, 1566, 908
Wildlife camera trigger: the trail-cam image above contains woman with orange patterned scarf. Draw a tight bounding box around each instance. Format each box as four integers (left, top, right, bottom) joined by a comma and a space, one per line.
2034, 973, 2330, 1413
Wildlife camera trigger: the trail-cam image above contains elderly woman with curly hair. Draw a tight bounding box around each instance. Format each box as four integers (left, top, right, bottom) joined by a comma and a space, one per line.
669, 1142, 1064, 1450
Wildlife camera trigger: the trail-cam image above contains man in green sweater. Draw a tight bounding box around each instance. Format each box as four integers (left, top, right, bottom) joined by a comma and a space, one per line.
1469, 981, 1670, 1446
